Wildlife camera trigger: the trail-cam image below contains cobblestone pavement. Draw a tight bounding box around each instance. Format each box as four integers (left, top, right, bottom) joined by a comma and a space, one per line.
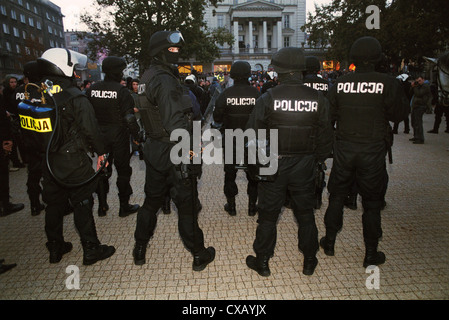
1, 113, 448, 301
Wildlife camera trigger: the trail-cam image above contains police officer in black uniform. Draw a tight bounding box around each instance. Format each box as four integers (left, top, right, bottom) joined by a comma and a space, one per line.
245, 47, 333, 276
87, 56, 141, 217
320, 37, 408, 268
13, 61, 46, 216
36, 48, 115, 265
213, 60, 260, 216
133, 31, 215, 271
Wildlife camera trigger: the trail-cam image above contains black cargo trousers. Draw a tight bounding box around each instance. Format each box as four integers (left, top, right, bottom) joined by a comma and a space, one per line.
253, 155, 318, 258
324, 140, 387, 246
134, 139, 205, 254
97, 125, 133, 202
42, 150, 100, 244
223, 143, 258, 202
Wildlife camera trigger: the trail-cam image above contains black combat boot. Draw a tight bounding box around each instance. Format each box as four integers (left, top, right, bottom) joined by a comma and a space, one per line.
0, 261, 17, 274
119, 202, 140, 217
248, 201, 257, 216
363, 244, 386, 268
224, 197, 236, 216
82, 241, 116, 266
193, 247, 216, 271
319, 236, 335, 256
246, 255, 271, 277
46, 241, 73, 264
303, 256, 318, 276
133, 241, 148, 266
0, 201, 24, 217
161, 195, 171, 214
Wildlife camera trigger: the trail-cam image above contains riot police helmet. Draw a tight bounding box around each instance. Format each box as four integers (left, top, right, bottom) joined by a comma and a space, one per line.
305, 56, 321, 74
271, 47, 306, 74
230, 60, 251, 80
349, 36, 382, 64
102, 56, 127, 75
149, 30, 184, 58
185, 74, 197, 85
37, 48, 87, 78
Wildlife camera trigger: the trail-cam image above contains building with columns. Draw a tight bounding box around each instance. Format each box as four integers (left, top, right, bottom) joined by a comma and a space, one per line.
188, 0, 306, 74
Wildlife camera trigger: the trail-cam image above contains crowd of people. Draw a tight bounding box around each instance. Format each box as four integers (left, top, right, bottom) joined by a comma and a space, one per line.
0, 31, 447, 278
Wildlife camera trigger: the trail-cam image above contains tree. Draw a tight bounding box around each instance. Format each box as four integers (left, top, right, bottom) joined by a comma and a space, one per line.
80, 0, 234, 72
302, 0, 449, 69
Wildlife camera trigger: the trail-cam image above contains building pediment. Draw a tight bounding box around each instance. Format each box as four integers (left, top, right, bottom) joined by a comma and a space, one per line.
230, 0, 284, 19
231, 0, 284, 12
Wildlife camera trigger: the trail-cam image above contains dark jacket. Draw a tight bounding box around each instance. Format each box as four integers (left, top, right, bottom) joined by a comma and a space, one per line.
247, 74, 333, 162
328, 65, 409, 143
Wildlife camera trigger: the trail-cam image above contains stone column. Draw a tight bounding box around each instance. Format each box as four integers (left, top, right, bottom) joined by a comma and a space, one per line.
263, 20, 268, 53
277, 20, 282, 50
233, 20, 239, 54
248, 20, 253, 53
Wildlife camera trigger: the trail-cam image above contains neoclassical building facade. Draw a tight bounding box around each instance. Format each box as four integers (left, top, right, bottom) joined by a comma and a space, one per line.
188, 0, 306, 73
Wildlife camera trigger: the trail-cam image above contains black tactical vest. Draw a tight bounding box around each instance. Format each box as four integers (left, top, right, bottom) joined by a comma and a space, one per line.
268, 84, 320, 155
222, 85, 259, 130
332, 72, 389, 142
87, 81, 123, 125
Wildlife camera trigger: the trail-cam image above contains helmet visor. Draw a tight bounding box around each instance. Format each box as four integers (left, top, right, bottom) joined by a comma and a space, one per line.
70, 50, 88, 70
168, 31, 184, 45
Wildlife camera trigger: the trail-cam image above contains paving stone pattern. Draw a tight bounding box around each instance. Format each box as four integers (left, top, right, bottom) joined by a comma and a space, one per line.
1, 114, 448, 300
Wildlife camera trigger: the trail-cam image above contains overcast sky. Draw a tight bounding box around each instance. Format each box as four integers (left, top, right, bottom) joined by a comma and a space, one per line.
52, 0, 332, 31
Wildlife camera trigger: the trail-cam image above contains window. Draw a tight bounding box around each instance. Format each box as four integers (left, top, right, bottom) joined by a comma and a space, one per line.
70, 34, 77, 41
22, 30, 26, 39
29, 17, 34, 27
3, 24, 10, 34
13, 27, 20, 37
48, 25, 52, 33
0, 5, 6, 16
36, 21, 41, 29
253, 35, 258, 48
11, 9, 17, 20
283, 36, 290, 47
34, 6, 38, 14
46, 12, 50, 20
16, 44, 21, 53
50, 40, 55, 47
217, 15, 224, 28
25, 46, 30, 54
283, 15, 290, 29
6, 42, 12, 52
18, 0, 23, 6
20, 14, 26, 23
26, 2, 30, 10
